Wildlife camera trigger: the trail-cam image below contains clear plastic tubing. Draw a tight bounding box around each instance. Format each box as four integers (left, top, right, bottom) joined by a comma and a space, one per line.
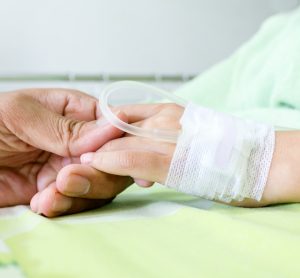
99, 81, 187, 143
99, 81, 295, 143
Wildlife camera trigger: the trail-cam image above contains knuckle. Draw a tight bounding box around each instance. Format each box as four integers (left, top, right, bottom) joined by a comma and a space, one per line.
140, 119, 156, 130
93, 153, 105, 168
166, 103, 181, 111
141, 115, 172, 130
157, 103, 181, 112
140, 103, 182, 130
157, 115, 171, 127
57, 118, 84, 156
117, 152, 137, 170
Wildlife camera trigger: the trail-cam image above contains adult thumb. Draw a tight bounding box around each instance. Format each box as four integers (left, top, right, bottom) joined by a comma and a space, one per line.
4, 96, 126, 157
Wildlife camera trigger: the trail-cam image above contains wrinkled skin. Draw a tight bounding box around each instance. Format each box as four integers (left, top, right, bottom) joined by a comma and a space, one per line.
0, 88, 133, 217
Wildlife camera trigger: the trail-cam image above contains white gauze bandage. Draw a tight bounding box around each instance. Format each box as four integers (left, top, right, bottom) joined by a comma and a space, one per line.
165, 103, 275, 203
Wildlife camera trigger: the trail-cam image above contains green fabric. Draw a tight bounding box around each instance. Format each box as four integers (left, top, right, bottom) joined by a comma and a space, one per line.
1, 8, 300, 278
175, 7, 300, 129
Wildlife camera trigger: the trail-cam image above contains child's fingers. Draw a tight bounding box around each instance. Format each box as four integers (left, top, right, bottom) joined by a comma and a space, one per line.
81, 150, 171, 184
118, 104, 162, 123
119, 103, 183, 125
99, 136, 174, 155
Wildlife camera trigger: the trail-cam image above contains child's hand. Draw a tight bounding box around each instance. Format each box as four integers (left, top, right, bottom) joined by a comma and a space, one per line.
80, 103, 184, 186
80, 103, 300, 208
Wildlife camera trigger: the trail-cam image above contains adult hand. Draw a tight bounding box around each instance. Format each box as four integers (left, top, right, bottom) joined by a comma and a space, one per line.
0, 88, 132, 217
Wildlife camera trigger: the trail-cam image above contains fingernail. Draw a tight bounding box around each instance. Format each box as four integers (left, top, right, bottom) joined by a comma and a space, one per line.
96, 117, 109, 127
81, 153, 94, 164
65, 175, 91, 195
134, 179, 154, 188
52, 197, 72, 213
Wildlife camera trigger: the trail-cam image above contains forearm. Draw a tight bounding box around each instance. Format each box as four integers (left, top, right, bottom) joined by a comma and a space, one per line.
232, 131, 300, 207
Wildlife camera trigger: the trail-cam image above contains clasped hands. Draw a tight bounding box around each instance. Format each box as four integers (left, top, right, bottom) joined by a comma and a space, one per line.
0, 88, 182, 217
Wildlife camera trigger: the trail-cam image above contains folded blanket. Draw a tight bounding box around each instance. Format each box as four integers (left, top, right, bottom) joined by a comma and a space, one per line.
1, 7, 300, 278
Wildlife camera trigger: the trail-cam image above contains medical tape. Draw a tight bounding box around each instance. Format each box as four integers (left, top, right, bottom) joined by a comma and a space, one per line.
165, 102, 275, 203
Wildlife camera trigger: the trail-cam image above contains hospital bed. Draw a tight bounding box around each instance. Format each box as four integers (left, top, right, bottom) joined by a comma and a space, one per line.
1, 8, 300, 278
